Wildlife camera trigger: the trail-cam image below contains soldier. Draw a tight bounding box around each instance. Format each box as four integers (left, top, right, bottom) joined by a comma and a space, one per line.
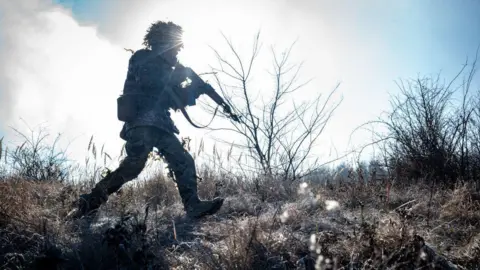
68, 21, 235, 220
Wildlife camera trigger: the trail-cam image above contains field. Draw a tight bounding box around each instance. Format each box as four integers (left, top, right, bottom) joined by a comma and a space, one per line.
1, 164, 479, 269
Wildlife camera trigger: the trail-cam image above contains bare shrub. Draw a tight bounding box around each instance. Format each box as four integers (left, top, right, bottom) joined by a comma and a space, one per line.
202, 32, 342, 182
2, 126, 71, 182
370, 54, 480, 188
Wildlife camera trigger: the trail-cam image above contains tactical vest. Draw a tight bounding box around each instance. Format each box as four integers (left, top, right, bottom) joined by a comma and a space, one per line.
117, 49, 175, 122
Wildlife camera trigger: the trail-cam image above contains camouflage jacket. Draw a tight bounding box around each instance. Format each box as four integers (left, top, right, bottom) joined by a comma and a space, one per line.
119, 49, 202, 139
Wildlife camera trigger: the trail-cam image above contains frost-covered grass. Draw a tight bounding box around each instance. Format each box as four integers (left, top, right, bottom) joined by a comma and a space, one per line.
1, 169, 479, 269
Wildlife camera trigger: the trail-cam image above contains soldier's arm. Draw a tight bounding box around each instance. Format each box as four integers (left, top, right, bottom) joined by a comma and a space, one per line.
171, 66, 207, 106
178, 79, 238, 121
170, 64, 240, 121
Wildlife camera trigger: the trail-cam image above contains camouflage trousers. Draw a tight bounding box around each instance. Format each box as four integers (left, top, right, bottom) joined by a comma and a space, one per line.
91, 126, 198, 207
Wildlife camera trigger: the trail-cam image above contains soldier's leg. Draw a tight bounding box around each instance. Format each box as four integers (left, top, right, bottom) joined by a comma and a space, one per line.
156, 132, 223, 218
70, 127, 156, 218
94, 127, 156, 193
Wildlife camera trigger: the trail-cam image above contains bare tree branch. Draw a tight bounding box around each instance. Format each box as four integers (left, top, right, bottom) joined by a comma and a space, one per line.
201, 32, 342, 180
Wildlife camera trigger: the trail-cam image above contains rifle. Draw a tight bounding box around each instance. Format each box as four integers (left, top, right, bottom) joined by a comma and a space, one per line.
173, 63, 240, 123
118, 50, 240, 128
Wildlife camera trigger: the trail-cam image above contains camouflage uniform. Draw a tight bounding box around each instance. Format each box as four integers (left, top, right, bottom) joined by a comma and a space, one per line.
70, 47, 223, 220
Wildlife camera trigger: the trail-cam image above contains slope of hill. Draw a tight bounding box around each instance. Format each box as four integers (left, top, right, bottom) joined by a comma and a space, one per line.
1, 172, 479, 269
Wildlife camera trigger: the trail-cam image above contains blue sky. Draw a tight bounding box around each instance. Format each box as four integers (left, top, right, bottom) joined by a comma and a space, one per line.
58, 0, 480, 64
0, 0, 479, 168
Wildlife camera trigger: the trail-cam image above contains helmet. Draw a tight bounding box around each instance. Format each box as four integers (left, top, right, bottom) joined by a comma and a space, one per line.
142, 21, 184, 52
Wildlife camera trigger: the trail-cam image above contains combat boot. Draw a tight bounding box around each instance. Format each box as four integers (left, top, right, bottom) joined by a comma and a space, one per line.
176, 175, 224, 218
66, 190, 107, 220
184, 196, 224, 218
66, 171, 120, 220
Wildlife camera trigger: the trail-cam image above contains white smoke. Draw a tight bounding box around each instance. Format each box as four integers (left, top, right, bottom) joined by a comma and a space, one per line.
0, 0, 128, 166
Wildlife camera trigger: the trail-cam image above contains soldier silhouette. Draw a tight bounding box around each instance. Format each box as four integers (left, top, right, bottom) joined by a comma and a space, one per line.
68, 21, 238, 220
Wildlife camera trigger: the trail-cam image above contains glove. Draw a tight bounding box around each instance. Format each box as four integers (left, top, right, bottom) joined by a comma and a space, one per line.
222, 103, 240, 123
222, 103, 233, 114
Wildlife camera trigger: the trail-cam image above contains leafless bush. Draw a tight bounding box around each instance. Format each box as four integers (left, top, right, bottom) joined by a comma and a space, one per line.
1, 125, 71, 182
202, 32, 342, 182
362, 50, 480, 188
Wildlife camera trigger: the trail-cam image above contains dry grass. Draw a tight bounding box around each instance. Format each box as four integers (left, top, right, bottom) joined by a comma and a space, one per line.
1, 169, 479, 270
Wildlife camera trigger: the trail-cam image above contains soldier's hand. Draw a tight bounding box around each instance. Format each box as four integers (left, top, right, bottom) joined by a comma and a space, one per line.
222, 103, 240, 123
222, 103, 232, 114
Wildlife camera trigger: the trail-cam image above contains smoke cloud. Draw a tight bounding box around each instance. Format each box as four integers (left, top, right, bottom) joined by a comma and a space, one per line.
0, 0, 128, 164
